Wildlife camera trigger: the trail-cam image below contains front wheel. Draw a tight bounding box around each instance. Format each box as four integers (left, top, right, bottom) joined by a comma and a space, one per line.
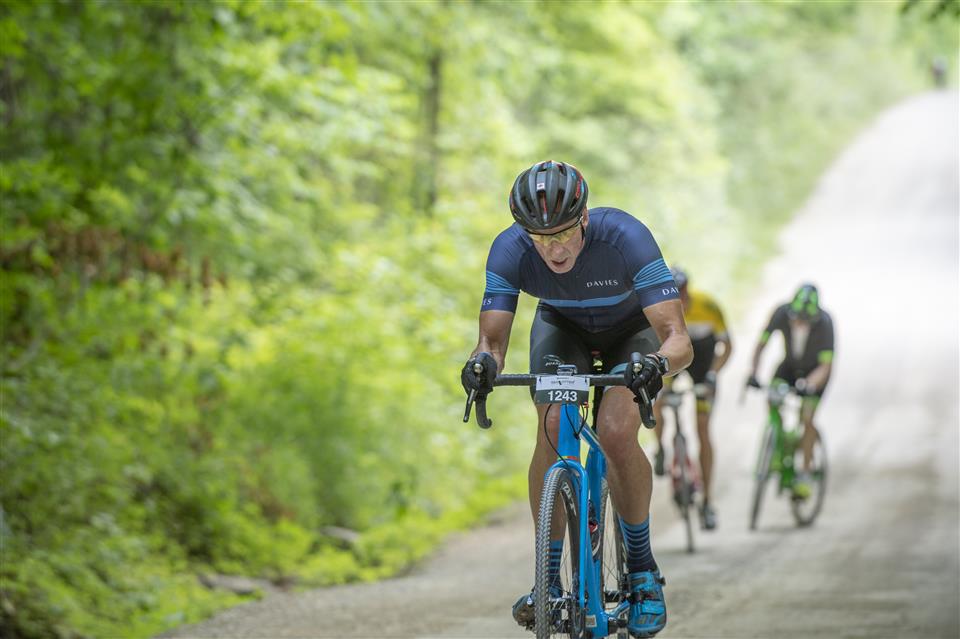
750, 424, 777, 531
790, 428, 827, 527
535, 467, 584, 639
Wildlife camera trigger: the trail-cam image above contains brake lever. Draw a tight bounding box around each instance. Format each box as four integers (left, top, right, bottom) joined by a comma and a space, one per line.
630, 352, 657, 429
463, 361, 494, 428
462, 391, 493, 428
638, 387, 656, 429
463, 389, 477, 423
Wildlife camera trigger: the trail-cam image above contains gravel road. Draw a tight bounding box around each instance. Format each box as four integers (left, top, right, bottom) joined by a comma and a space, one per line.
162, 90, 959, 639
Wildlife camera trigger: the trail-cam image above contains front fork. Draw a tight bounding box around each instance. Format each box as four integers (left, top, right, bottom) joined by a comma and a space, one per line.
550, 402, 624, 637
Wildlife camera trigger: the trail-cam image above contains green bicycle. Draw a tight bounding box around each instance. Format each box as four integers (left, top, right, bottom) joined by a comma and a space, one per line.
748, 382, 827, 530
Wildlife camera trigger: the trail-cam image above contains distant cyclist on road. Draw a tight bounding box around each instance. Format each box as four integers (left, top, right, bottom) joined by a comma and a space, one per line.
652, 267, 731, 530
747, 283, 834, 498
461, 160, 693, 637
931, 55, 947, 88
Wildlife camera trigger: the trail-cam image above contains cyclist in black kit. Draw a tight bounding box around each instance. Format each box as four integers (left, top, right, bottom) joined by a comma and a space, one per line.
748, 283, 834, 499
461, 160, 692, 637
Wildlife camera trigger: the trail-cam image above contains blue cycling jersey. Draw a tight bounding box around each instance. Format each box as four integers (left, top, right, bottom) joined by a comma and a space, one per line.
481, 208, 679, 333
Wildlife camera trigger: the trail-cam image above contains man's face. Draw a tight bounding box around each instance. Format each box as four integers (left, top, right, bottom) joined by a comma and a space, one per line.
527, 210, 589, 274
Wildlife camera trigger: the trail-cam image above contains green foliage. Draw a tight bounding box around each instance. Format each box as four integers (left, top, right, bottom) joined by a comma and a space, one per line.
1, 1, 953, 637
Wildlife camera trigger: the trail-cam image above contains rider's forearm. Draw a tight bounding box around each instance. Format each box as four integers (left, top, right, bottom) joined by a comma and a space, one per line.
472, 337, 508, 373
804, 362, 832, 390
472, 310, 515, 373
644, 299, 690, 376
712, 336, 732, 372
657, 333, 693, 377
750, 342, 766, 375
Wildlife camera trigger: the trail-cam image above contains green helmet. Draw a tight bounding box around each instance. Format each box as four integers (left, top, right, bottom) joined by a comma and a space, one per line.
788, 283, 820, 321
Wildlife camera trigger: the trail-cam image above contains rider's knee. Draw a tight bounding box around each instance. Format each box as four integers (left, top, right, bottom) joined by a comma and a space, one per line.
596, 421, 634, 453
537, 409, 562, 442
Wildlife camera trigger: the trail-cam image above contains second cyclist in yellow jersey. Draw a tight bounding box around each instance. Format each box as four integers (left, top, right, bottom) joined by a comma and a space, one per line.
653, 267, 732, 530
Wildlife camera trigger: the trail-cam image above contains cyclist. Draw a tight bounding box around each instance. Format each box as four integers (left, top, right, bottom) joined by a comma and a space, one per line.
931, 55, 947, 88
461, 160, 692, 638
747, 283, 834, 499
652, 267, 731, 530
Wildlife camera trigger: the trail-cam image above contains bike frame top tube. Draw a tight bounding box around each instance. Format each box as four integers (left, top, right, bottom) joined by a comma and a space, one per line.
762, 382, 799, 441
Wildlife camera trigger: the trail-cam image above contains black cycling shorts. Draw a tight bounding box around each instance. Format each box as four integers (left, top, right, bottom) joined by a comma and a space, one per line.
685, 335, 717, 384
773, 361, 828, 398
529, 304, 660, 379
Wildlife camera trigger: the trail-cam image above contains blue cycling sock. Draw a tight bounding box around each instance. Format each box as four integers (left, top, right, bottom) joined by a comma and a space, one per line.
548, 539, 564, 587
619, 516, 658, 574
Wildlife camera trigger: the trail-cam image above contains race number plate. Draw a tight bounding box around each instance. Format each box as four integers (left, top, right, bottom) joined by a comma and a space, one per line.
534, 375, 590, 405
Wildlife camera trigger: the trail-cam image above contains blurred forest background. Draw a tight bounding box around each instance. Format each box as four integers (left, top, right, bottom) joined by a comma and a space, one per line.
1, 1, 956, 637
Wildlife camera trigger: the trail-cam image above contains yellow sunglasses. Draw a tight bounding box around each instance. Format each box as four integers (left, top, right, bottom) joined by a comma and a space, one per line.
527, 219, 583, 246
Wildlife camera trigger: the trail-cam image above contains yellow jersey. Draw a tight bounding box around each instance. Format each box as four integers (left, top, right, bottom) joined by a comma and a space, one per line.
683, 289, 728, 341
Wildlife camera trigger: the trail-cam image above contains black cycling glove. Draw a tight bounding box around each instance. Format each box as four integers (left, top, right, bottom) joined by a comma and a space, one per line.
624, 355, 664, 404
794, 378, 814, 396
704, 370, 718, 394
461, 352, 498, 398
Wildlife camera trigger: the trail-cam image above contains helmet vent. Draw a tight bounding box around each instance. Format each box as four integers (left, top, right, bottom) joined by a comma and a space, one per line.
509, 160, 589, 232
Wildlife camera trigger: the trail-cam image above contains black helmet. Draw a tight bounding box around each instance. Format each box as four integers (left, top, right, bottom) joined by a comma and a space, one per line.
670, 266, 688, 289
788, 283, 820, 320
509, 160, 589, 231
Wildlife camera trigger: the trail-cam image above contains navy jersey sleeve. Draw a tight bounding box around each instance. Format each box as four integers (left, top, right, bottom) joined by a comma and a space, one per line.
480, 229, 523, 313
761, 305, 790, 343
618, 217, 679, 308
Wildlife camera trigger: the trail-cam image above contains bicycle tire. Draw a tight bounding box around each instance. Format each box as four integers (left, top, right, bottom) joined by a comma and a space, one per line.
750, 424, 777, 531
535, 467, 584, 639
674, 434, 696, 553
597, 480, 630, 638
790, 428, 827, 527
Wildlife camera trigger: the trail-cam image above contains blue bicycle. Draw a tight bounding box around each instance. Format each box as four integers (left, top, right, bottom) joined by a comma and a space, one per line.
464, 354, 656, 639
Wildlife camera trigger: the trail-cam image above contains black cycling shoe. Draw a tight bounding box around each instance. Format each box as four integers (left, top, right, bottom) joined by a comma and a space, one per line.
654, 447, 665, 477
512, 592, 535, 628
513, 584, 564, 630
699, 502, 717, 531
